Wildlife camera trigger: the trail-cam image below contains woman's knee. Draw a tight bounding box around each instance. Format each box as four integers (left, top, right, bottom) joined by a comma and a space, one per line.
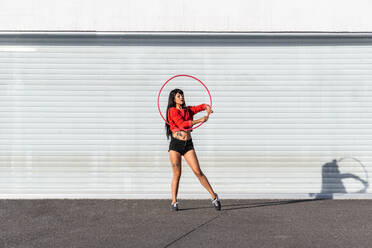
194, 170, 204, 178
172, 163, 181, 175
171, 161, 181, 169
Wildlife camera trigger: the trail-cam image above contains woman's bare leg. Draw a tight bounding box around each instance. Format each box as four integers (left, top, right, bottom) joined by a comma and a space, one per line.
169, 150, 182, 203
183, 149, 216, 199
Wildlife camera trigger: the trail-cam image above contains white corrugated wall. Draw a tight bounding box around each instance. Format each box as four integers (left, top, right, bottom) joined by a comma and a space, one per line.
0, 34, 371, 199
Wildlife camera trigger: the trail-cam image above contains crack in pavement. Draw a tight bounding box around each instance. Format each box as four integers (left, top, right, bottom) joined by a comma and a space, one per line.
163, 213, 223, 248
162, 199, 327, 247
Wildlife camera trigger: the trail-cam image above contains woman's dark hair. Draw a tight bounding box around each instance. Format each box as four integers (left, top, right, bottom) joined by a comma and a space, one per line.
165, 88, 186, 140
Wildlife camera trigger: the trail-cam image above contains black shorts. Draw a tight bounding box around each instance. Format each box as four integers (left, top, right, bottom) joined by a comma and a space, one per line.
168, 135, 194, 156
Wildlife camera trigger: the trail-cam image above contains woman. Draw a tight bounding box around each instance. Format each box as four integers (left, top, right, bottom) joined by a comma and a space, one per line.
165, 88, 221, 211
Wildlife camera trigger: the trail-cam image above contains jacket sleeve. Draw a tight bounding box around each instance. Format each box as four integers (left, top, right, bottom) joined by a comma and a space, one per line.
169, 108, 192, 130
189, 104, 207, 115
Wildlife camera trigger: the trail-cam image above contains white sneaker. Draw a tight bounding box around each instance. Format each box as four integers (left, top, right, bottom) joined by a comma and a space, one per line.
212, 193, 221, 211
170, 201, 179, 211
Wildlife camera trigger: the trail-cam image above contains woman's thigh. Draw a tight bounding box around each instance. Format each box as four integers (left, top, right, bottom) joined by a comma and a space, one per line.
169, 150, 182, 174
183, 149, 202, 175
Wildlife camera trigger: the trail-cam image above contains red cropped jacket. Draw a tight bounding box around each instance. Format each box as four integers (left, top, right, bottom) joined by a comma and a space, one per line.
167, 104, 207, 132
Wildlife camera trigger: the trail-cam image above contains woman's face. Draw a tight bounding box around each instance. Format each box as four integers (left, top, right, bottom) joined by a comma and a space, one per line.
174, 92, 184, 105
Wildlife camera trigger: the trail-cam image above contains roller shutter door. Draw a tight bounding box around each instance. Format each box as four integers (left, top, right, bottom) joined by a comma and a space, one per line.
0, 34, 371, 199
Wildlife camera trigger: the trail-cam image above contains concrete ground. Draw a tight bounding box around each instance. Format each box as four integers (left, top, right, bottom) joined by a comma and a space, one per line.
0, 199, 371, 248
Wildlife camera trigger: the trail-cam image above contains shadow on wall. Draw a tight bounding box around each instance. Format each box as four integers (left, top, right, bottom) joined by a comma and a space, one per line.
309, 158, 369, 199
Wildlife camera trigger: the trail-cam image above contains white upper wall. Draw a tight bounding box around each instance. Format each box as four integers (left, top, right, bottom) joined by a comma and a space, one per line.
1, 0, 372, 32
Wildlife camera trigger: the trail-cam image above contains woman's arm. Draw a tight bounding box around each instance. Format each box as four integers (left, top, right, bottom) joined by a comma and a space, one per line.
189, 104, 207, 115
191, 116, 208, 125
191, 119, 202, 125
189, 104, 214, 115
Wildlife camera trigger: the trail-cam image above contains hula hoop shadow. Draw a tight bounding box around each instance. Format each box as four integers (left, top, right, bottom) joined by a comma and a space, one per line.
309, 157, 369, 199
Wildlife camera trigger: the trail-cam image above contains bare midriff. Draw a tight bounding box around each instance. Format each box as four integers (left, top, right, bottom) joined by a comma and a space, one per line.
171, 130, 192, 141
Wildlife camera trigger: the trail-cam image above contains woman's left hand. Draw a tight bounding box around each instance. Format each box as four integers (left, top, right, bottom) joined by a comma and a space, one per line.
206, 105, 214, 115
